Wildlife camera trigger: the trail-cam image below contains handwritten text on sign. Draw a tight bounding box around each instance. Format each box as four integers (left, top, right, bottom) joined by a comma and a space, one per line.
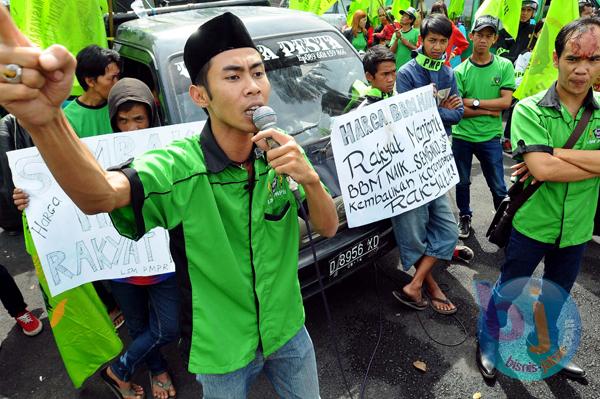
7, 122, 204, 296
330, 85, 459, 227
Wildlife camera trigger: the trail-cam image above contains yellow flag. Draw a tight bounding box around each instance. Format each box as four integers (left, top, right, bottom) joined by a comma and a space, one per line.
475, 0, 522, 38
514, 0, 579, 99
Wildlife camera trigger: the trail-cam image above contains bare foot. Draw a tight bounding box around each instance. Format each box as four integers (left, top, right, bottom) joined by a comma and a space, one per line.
106, 366, 144, 399
152, 371, 176, 399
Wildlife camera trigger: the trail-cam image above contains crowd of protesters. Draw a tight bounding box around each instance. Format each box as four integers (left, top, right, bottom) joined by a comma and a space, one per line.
1, 0, 600, 397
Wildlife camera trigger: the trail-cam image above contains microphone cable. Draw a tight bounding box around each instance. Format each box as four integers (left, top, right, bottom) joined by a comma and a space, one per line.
294, 195, 354, 399
294, 193, 386, 399
375, 263, 468, 347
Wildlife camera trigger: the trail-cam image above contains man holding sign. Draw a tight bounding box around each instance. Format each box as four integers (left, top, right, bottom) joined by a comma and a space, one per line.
392, 14, 463, 314
0, 7, 338, 398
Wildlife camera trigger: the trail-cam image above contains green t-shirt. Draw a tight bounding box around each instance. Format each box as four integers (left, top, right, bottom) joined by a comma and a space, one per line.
511, 84, 600, 247
352, 32, 368, 52
389, 28, 419, 70
453, 55, 516, 142
63, 99, 112, 138
109, 121, 309, 374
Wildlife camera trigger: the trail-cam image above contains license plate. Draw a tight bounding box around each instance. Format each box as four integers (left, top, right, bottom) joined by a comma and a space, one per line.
328, 234, 380, 279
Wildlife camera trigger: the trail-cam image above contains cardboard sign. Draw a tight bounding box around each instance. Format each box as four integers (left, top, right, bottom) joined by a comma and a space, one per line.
330, 85, 459, 227
7, 122, 204, 295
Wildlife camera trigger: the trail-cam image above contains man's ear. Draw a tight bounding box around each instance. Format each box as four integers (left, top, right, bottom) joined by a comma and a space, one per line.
189, 84, 210, 108
468, 32, 474, 41
365, 72, 374, 83
85, 76, 96, 89
553, 50, 559, 68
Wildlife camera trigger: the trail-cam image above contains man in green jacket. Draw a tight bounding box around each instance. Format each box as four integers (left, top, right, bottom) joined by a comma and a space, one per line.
476, 17, 600, 382
0, 8, 338, 399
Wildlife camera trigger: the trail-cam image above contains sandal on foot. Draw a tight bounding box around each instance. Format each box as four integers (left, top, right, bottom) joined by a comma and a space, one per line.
428, 296, 457, 315
150, 372, 176, 399
392, 289, 428, 311
100, 367, 144, 399
111, 311, 125, 330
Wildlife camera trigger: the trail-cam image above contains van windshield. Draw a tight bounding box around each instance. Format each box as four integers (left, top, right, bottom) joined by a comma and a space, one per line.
167, 32, 364, 146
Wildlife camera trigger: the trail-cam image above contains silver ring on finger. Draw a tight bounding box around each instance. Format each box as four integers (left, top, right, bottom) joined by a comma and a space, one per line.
1, 64, 23, 84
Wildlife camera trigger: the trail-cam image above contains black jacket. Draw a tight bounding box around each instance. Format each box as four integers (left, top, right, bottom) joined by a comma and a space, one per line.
495, 21, 536, 64
0, 114, 34, 230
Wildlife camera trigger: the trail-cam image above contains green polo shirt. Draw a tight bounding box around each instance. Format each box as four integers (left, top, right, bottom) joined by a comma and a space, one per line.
109, 121, 307, 374
511, 83, 600, 247
64, 99, 112, 138
389, 28, 419, 70
453, 55, 516, 142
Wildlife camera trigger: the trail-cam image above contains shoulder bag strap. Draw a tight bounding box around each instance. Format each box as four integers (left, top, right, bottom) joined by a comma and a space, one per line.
507, 106, 594, 215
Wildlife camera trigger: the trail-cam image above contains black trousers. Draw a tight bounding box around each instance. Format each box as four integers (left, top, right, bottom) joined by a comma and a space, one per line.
0, 263, 27, 317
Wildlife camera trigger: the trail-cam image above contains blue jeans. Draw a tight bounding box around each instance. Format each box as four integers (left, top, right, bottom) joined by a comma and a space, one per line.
452, 137, 507, 216
196, 326, 319, 399
109, 275, 180, 381
391, 194, 458, 269
480, 228, 587, 353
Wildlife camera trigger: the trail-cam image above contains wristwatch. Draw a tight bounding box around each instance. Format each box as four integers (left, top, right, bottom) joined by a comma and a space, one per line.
472, 98, 480, 109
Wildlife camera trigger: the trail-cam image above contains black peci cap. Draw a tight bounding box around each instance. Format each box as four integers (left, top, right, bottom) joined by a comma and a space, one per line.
184, 12, 257, 84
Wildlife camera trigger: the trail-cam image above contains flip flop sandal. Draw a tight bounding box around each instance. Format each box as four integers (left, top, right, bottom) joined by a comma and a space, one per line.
100, 367, 144, 399
428, 296, 458, 315
111, 311, 125, 330
392, 289, 428, 311
150, 372, 176, 399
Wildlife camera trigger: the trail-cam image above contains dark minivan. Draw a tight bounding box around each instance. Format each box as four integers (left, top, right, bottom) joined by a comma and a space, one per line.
112, 1, 395, 297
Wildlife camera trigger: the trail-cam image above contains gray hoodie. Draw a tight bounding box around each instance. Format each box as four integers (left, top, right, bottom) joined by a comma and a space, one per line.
107, 77, 159, 132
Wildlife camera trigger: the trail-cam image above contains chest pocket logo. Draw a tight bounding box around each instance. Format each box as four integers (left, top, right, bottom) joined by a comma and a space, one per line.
265, 174, 291, 221
492, 76, 501, 86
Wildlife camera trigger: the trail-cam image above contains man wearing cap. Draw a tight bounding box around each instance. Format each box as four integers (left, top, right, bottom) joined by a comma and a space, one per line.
389, 7, 419, 70
452, 15, 515, 239
0, 6, 338, 398
494, 0, 538, 64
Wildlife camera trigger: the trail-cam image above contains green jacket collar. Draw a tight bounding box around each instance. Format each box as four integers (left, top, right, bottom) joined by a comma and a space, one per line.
200, 119, 258, 173
538, 82, 600, 112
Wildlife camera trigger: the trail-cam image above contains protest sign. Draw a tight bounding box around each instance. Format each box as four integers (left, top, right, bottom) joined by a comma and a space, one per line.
7, 122, 204, 296
330, 85, 459, 227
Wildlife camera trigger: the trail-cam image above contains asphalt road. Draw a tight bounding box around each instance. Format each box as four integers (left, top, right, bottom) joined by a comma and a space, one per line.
1, 154, 600, 399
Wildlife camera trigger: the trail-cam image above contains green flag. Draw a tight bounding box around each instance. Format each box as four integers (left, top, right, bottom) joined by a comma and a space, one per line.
475, 0, 522, 38
448, 0, 466, 19
514, 0, 579, 99
23, 216, 122, 388
391, 0, 411, 22
289, 0, 338, 15
10, 0, 108, 96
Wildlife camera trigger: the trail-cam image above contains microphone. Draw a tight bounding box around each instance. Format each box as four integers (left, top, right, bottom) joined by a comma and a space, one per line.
252, 105, 281, 150
252, 106, 299, 193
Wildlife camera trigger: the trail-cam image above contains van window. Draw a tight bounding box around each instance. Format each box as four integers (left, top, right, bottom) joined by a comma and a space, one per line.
167, 31, 364, 146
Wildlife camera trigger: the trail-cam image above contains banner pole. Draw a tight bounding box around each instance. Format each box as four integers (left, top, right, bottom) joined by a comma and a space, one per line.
108, 0, 114, 48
